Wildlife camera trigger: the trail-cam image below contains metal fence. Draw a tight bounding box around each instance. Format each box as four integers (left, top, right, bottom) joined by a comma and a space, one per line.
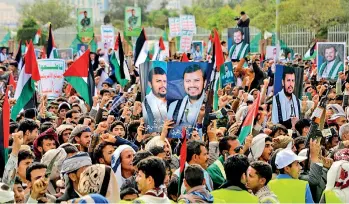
3, 24, 349, 56
328, 24, 349, 55
279, 25, 315, 55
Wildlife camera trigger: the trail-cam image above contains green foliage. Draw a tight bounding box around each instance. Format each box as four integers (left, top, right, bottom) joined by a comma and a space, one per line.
145, 9, 179, 30
104, 0, 349, 38
279, 0, 345, 35
20, 0, 74, 30
239, 0, 276, 32
207, 6, 238, 31
17, 17, 47, 46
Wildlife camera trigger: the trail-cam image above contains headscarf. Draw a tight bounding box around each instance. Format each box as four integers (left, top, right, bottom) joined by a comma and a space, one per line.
325, 160, 349, 203
76, 194, 109, 203
335, 149, 349, 161
272, 135, 293, 150
111, 145, 136, 193
41, 148, 67, 180
78, 164, 119, 203
61, 152, 92, 185
33, 128, 60, 158
56, 124, 74, 136
145, 136, 172, 155
248, 134, 268, 161
0, 183, 14, 203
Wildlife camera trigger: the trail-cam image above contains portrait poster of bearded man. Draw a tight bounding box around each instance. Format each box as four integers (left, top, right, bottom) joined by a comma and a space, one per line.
140, 61, 168, 133
166, 62, 210, 138
272, 66, 304, 129
317, 42, 345, 81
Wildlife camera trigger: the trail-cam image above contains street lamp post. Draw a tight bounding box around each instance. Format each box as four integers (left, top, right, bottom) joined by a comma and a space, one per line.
275, 0, 280, 62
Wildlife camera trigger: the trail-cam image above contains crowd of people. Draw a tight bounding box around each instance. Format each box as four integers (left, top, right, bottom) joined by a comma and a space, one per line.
1, 12, 349, 203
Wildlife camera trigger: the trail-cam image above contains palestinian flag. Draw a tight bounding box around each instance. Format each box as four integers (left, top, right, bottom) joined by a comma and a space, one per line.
0, 86, 10, 176
15, 40, 24, 71
177, 128, 187, 196
11, 41, 40, 120
152, 36, 166, 61
303, 41, 317, 60
113, 32, 130, 87
64, 49, 92, 106
213, 29, 224, 72
212, 30, 224, 111
238, 93, 261, 143
181, 53, 189, 62
213, 72, 220, 111
33, 29, 41, 44
207, 35, 213, 54
7, 73, 16, 90
134, 29, 149, 67
46, 24, 58, 59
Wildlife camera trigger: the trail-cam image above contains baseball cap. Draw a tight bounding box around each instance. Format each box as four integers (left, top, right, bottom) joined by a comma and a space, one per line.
275, 149, 307, 169
58, 102, 71, 111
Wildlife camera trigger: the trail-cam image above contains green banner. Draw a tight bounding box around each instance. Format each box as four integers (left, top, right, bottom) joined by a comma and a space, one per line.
77, 8, 94, 44
124, 7, 142, 37
70, 35, 97, 54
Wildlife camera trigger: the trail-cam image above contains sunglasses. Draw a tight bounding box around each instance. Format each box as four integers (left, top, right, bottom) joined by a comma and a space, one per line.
234, 145, 243, 153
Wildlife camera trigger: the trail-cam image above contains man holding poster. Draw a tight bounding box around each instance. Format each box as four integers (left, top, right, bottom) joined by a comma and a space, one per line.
142, 67, 168, 132
167, 64, 205, 129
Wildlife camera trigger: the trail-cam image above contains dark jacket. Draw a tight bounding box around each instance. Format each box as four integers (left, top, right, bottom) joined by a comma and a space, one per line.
299, 162, 327, 203
56, 182, 79, 203
237, 17, 250, 27
250, 62, 266, 90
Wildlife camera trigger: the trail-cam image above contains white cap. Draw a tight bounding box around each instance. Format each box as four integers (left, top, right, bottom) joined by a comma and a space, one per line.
298, 148, 308, 158
275, 149, 307, 169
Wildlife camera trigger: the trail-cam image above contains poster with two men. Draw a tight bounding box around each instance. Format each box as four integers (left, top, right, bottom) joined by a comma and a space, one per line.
140, 61, 210, 138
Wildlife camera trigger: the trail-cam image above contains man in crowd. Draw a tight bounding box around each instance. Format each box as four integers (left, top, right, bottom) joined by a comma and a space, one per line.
26, 162, 56, 203
269, 148, 314, 203
246, 161, 278, 203
134, 157, 170, 203
69, 125, 92, 152
211, 155, 258, 202
174, 140, 213, 194
207, 136, 242, 189
178, 164, 213, 203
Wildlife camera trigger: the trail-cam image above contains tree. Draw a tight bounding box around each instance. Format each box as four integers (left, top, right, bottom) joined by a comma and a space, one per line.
20, 0, 74, 30
145, 9, 179, 30
17, 17, 47, 45
279, 0, 347, 38
239, 0, 276, 32
207, 6, 238, 31
108, 0, 151, 31
182, 6, 216, 29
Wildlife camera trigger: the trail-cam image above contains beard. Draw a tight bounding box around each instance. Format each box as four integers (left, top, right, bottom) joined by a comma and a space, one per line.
188, 89, 203, 101
283, 86, 293, 97
153, 89, 166, 99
